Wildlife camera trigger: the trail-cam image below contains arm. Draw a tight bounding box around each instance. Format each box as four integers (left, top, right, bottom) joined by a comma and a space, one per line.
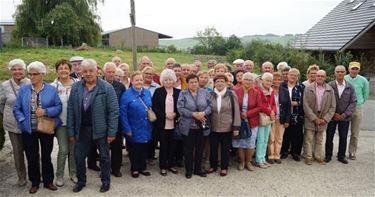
202, 91, 212, 116
247, 92, 261, 118
13, 88, 26, 123
342, 87, 357, 119
177, 92, 194, 118
303, 88, 318, 122
44, 89, 62, 118
0, 83, 5, 113
120, 93, 132, 135
66, 87, 75, 137
106, 86, 119, 137
363, 77, 369, 103
323, 92, 336, 123
232, 92, 241, 130
152, 89, 165, 119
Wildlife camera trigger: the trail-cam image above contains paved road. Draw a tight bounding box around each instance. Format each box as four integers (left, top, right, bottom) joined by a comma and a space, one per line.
361, 99, 375, 131
0, 130, 374, 196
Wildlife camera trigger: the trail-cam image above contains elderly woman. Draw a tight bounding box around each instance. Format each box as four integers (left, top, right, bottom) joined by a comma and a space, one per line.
115, 68, 124, 81
51, 59, 78, 186
165, 57, 176, 69
225, 72, 234, 89
120, 71, 152, 178
13, 61, 62, 193
214, 63, 228, 75
207, 74, 241, 176
233, 70, 244, 91
118, 63, 131, 89
233, 73, 261, 171
152, 69, 181, 176
0, 59, 30, 186
254, 73, 277, 169
198, 71, 212, 92
172, 63, 183, 90
280, 68, 305, 161
177, 74, 212, 179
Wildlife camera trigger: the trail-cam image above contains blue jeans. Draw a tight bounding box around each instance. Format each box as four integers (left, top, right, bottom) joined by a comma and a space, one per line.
75, 126, 110, 186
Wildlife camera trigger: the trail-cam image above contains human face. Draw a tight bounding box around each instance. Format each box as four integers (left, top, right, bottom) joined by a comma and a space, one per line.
104, 66, 117, 82
243, 63, 253, 72
335, 67, 346, 81
28, 68, 43, 86
187, 78, 199, 92
262, 64, 273, 73
236, 72, 243, 83
132, 74, 144, 90
82, 65, 98, 84
199, 73, 209, 87
235, 63, 243, 71
272, 76, 282, 88
143, 69, 154, 83
242, 77, 253, 89
114, 74, 122, 81
97, 69, 103, 78
112, 58, 121, 66
163, 77, 174, 89
282, 70, 289, 81
349, 67, 359, 78
316, 71, 326, 85
215, 68, 226, 75
287, 72, 298, 84
262, 77, 273, 89
195, 62, 201, 71
181, 66, 191, 78
139, 59, 152, 70
11, 64, 25, 81
207, 61, 216, 69
71, 61, 82, 74
173, 67, 181, 78
57, 64, 71, 80
215, 78, 226, 91
308, 70, 317, 82
165, 60, 175, 69
120, 66, 129, 77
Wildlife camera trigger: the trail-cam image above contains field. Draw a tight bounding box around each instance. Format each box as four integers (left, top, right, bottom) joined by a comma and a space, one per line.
0, 47, 224, 82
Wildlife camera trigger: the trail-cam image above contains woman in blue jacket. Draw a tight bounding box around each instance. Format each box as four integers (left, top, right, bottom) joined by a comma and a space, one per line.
120, 71, 152, 178
13, 61, 62, 194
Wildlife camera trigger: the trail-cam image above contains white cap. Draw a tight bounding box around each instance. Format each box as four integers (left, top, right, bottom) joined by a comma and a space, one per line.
233, 59, 244, 65
70, 56, 84, 62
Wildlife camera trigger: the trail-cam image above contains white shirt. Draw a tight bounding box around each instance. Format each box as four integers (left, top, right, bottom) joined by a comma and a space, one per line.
336, 80, 346, 98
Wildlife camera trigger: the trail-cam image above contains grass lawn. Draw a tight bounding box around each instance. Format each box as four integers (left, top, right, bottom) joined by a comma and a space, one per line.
0, 47, 224, 82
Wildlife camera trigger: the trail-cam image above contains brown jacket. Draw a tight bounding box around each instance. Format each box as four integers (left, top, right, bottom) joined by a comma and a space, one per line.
303, 82, 336, 131
209, 89, 241, 132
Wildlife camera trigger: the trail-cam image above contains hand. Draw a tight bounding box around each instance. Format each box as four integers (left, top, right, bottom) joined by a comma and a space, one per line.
36, 108, 45, 117
314, 118, 322, 125
69, 136, 75, 143
333, 113, 341, 121
107, 136, 115, 144
166, 112, 176, 120
233, 130, 239, 136
291, 101, 299, 107
241, 112, 247, 119
270, 111, 276, 121
320, 119, 327, 125
283, 123, 289, 128
126, 132, 132, 137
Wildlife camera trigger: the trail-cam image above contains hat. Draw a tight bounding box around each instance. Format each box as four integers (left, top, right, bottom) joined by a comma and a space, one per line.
70, 56, 84, 62
349, 61, 360, 69
233, 59, 244, 65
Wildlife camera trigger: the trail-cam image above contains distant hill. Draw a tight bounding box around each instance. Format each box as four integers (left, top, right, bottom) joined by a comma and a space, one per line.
159, 34, 302, 50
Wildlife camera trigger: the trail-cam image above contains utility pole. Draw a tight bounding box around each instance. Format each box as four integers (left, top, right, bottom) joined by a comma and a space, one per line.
130, 0, 137, 70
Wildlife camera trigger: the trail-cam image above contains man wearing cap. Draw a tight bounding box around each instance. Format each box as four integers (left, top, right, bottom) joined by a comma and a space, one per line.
70, 56, 84, 80
344, 61, 369, 160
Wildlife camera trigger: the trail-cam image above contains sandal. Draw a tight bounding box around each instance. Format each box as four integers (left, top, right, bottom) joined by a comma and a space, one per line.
207, 168, 217, 174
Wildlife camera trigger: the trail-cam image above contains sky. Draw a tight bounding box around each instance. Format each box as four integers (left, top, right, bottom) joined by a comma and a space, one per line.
1, 0, 341, 39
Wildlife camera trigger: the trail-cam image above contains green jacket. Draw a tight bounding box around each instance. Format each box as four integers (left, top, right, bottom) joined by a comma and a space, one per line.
344, 74, 369, 107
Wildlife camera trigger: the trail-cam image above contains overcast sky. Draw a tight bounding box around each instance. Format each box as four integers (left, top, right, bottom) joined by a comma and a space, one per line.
1, 0, 341, 39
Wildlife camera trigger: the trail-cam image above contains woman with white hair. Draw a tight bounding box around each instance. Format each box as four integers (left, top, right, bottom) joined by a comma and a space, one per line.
152, 69, 181, 176
13, 61, 62, 193
0, 59, 30, 186
254, 72, 277, 169
118, 63, 131, 89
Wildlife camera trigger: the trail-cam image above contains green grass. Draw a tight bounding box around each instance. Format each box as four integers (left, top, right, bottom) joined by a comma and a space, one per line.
0, 47, 224, 82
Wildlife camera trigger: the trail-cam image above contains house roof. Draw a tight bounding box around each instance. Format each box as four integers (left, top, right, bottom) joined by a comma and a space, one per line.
0, 20, 15, 26
102, 26, 172, 39
295, 0, 375, 51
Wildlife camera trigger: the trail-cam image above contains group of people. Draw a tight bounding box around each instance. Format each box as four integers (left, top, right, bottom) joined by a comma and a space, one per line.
0, 56, 370, 194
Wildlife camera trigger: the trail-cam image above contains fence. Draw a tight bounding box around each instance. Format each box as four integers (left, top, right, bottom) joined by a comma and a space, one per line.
21, 37, 49, 47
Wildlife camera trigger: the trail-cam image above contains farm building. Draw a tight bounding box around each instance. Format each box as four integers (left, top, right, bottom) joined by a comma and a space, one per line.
0, 20, 16, 44
101, 26, 172, 49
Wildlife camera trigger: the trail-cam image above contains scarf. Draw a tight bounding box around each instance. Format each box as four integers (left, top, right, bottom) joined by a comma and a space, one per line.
214, 87, 227, 113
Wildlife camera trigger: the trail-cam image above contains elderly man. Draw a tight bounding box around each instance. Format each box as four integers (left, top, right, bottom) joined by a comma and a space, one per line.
207, 59, 217, 69
243, 60, 254, 73
303, 70, 336, 165
325, 65, 356, 164
138, 56, 160, 85
193, 60, 202, 73
344, 61, 369, 160
69, 56, 84, 80
103, 62, 126, 176
67, 59, 119, 193
233, 59, 244, 71
165, 57, 176, 69
303, 64, 319, 86
255, 61, 274, 85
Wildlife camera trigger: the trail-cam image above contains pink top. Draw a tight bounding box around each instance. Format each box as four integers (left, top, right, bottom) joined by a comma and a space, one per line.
315, 84, 325, 111
165, 89, 174, 129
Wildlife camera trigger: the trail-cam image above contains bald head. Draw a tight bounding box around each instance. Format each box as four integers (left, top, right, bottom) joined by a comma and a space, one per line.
316, 70, 327, 85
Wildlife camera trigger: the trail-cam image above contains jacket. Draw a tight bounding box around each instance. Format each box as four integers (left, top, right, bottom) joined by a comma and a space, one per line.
13, 82, 62, 134
209, 89, 241, 132
344, 74, 369, 107
328, 80, 357, 121
120, 86, 152, 143
177, 88, 212, 136
234, 87, 262, 128
281, 81, 305, 125
278, 85, 291, 124
255, 86, 277, 117
0, 78, 30, 133
152, 87, 180, 131
303, 82, 336, 131
67, 78, 119, 140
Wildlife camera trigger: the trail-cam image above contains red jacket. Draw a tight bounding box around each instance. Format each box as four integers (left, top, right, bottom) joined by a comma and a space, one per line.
234, 87, 261, 128
254, 86, 277, 116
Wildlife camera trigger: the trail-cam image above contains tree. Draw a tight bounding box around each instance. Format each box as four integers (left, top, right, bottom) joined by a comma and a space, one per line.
225, 35, 242, 51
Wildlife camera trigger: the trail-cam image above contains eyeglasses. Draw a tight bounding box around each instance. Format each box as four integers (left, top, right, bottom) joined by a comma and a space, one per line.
28, 73, 41, 77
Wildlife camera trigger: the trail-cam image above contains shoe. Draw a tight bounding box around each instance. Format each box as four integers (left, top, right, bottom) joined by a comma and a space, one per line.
220, 170, 228, 176
193, 171, 207, 177
55, 177, 64, 187
292, 155, 301, 162
88, 165, 101, 171
160, 169, 167, 176
263, 161, 271, 167
237, 162, 245, 171
349, 153, 356, 160
267, 159, 274, 164
245, 162, 255, 171
45, 183, 58, 191
100, 184, 110, 193
315, 158, 326, 165
73, 184, 85, 193
112, 171, 122, 177
17, 179, 27, 186
29, 186, 39, 194
274, 159, 282, 164
168, 167, 178, 174
257, 163, 268, 169
70, 176, 78, 183
338, 158, 349, 164
305, 158, 313, 165
131, 171, 139, 178
185, 173, 192, 179
140, 171, 151, 176
324, 158, 331, 163
207, 168, 217, 174
280, 154, 288, 159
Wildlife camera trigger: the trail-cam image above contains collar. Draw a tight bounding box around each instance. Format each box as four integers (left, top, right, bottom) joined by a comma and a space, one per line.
336, 80, 346, 86
31, 82, 45, 92
214, 87, 227, 96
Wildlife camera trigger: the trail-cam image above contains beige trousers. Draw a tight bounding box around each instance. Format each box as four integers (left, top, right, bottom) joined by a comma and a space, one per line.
8, 131, 27, 181
349, 107, 362, 155
304, 129, 325, 160
268, 120, 285, 160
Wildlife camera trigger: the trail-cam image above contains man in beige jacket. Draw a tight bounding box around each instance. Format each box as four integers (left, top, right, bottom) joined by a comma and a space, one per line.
303, 70, 336, 165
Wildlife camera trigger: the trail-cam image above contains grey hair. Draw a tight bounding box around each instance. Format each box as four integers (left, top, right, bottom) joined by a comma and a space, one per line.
335, 65, 346, 72
103, 62, 117, 71
115, 68, 124, 77
242, 72, 255, 81
112, 56, 121, 62
160, 69, 177, 84
277, 62, 289, 71
81, 59, 98, 70
9, 59, 26, 70
27, 61, 46, 74
261, 72, 273, 80
262, 61, 274, 68
119, 63, 129, 70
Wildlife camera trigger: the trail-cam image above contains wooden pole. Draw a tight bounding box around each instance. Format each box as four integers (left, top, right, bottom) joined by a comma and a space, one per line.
130, 0, 137, 71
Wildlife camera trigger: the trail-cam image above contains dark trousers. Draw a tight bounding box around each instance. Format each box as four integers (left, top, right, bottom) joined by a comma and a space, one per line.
325, 120, 350, 160
87, 144, 99, 167
183, 129, 204, 174
159, 129, 176, 169
175, 139, 184, 163
209, 132, 231, 170
127, 141, 148, 172
110, 130, 123, 173
22, 132, 54, 187
147, 128, 158, 160
281, 122, 303, 156
75, 126, 111, 186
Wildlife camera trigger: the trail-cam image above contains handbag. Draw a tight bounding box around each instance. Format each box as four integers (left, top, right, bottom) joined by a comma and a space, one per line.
238, 119, 251, 139
138, 96, 157, 122
259, 112, 274, 126
37, 117, 55, 134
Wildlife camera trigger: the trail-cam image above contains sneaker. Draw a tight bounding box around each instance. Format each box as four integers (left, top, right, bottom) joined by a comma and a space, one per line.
257, 163, 268, 169
305, 158, 313, 165
237, 162, 245, 171
263, 161, 271, 167
55, 177, 64, 187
